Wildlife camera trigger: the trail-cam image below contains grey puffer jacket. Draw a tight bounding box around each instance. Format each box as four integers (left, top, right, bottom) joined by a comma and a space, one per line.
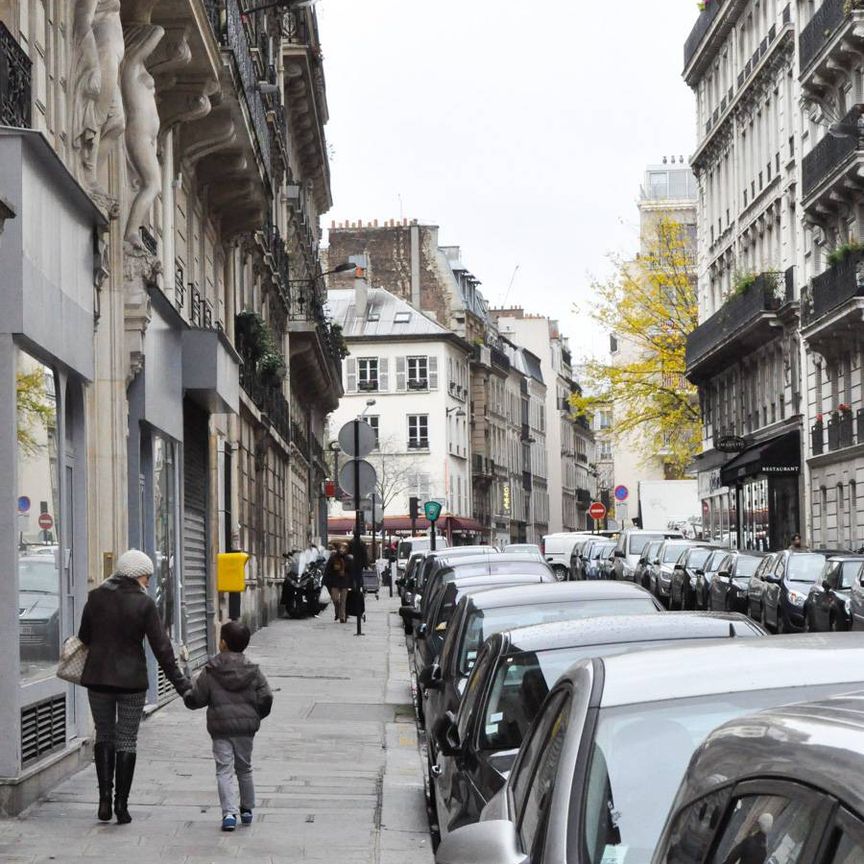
183, 652, 273, 737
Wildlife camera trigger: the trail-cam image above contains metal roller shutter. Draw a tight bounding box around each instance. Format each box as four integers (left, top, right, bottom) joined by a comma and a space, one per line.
183, 403, 210, 670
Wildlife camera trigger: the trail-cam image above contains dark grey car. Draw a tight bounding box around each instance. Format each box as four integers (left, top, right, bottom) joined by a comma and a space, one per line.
431, 612, 765, 839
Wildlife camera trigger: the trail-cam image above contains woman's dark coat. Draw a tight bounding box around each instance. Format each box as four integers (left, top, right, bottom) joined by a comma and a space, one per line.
78, 575, 189, 693
325, 552, 352, 590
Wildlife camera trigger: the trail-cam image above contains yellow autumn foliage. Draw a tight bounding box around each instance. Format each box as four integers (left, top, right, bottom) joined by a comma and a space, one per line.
572, 216, 700, 478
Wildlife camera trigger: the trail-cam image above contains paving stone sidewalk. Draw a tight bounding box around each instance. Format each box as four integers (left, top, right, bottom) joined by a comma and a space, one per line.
0, 593, 433, 864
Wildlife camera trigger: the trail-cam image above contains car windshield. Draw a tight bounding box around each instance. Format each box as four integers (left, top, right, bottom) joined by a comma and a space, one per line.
686, 548, 713, 569
19, 560, 58, 594
582, 682, 860, 864
593, 544, 615, 560
839, 561, 862, 589
734, 556, 761, 579
627, 535, 663, 556
704, 551, 726, 571
642, 543, 661, 561
662, 544, 689, 563
786, 553, 827, 583
458, 597, 657, 675
398, 542, 413, 559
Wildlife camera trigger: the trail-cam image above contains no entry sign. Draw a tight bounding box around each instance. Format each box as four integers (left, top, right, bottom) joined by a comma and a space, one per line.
38, 512, 54, 531
588, 501, 607, 522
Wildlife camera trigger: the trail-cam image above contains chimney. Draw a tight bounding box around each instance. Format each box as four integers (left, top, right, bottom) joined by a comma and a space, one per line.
350, 253, 369, 321
410, 223, 420, 309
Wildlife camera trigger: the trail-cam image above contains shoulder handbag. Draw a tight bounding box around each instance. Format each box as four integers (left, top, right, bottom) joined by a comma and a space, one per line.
57, 635, 89, 685
346, 588, 365, 619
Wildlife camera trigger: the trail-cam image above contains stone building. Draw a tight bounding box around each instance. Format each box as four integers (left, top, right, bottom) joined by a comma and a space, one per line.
683, 0, 804, 550
0, 1, 341, 812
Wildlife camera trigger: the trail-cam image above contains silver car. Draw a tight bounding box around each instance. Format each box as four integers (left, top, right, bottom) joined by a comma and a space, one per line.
434, 633, 864, 864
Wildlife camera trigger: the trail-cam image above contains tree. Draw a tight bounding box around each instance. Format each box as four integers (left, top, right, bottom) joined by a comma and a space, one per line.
571, 216, 700, 478
17, 369, 55, 456
366, 436, 423, 511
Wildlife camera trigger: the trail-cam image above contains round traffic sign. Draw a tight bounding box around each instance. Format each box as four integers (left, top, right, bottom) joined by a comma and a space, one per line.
17, 496, 31, 514
338, 420, 377, 458
338, 459, 377, 500
588, 501, 607, 521
38, 512, 54, 531
614, 485, 629, 502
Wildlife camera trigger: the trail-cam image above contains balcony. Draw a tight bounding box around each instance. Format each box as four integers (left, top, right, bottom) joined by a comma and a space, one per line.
182, 326, 240, 415
407, 378, 428, 391
801, 107, 862, 206
240, 356, 291, 444
685, 273, 784, 384
576, 488, 592, 508
810, 410, 864, 457
472, 454, 494, 478
0, 21, 31, 129
802, 249, 864, 350
408, 439, 429, 451
490, 345, 510, 371
522, 471, 533, 492
799, 0, 847, 74
291, 420, 310, 460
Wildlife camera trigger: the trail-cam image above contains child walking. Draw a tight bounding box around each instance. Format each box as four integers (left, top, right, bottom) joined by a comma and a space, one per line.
184, 621, 273, 831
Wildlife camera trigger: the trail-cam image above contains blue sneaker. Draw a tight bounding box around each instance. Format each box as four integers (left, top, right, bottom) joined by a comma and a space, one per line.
221, 813, 237, 832
240, 809, 253, 825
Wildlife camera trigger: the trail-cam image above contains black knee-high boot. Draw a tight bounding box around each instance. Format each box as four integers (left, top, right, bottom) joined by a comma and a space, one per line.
94, 743, 115, 821
114, 751, 137, 825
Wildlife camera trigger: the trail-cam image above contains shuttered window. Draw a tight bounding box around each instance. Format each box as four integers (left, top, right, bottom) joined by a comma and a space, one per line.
379, 357, 389, 391
346, 357, 357, 392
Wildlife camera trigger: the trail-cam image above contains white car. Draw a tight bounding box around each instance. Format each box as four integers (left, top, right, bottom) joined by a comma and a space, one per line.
541, 533, 596, 580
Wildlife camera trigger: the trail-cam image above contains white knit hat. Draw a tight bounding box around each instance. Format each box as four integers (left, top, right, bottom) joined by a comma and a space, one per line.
116, 549, 154, 579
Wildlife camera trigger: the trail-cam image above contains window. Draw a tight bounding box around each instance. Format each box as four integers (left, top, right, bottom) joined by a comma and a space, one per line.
366, 416, 380, 449
599, 440, 613, 460
408, 415, 429, 449
407, 356, 428, 389
357, 357, 378, 391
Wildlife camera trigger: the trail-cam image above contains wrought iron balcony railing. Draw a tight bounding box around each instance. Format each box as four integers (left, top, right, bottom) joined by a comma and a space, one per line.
799, 0, 845, 72
686, 273, 782, 369
803, 249, 864, 326
239, 353, 291, 444
802, 107, 861, 199
811, 410, 864, 455
0, 21, 32, 128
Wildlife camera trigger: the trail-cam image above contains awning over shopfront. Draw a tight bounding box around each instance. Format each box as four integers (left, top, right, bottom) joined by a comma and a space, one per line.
720, 430, 800, 486
326, 514, 484, 536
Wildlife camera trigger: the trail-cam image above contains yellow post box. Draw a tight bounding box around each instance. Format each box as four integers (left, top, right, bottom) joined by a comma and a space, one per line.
217, 552, 250, 593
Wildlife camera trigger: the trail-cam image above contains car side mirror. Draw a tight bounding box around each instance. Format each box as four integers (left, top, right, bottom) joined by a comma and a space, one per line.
614, 550, 625, 558
673, 564, 684, 571
416, 623, 428, 639
718, 570, 730, 580
435, 820, 528, 864
418, 663, 441, 688
695, 568, 704, 576
434, 712, 462, 757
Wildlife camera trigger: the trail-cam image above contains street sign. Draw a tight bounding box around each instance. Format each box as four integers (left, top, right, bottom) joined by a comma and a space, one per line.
424, 500, 443, 522
338, 460, 376, 499
614, 485, 629, 502
338, 420, 377, 458
38, 512, 54, 531
323, 479, 336, 498
17, 496, 30, 514
716, 434, 747, 453
588, 501, 607, 522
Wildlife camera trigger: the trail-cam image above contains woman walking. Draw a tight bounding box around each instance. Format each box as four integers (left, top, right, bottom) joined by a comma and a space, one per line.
78, 549, 191, 824
325, 543, 352, 623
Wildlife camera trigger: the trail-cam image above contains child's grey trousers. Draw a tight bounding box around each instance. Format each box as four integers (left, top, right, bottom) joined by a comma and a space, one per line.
212, 736, 255, 815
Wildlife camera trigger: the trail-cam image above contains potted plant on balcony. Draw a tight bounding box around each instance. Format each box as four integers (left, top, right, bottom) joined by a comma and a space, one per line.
827, 241, 863, 268
258, 350, 286, 388
235, 310, 267, 359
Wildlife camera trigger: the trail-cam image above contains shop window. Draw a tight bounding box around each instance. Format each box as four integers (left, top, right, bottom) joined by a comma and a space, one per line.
17, 350, 60, 684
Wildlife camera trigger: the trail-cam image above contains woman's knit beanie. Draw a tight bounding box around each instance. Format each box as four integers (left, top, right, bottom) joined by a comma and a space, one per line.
116, 549, 154, 579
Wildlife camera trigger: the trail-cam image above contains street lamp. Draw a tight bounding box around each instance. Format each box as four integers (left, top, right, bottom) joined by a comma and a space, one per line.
446, 407, 466, 417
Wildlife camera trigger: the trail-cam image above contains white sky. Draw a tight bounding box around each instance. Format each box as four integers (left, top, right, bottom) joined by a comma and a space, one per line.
317, 0, 697, 362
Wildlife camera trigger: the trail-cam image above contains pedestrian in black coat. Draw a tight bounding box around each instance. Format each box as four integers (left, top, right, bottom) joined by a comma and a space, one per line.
77, 549, 190, 825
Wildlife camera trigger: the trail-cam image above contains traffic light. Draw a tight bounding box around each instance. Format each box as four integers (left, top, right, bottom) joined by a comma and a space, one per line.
409, 496, 419, 521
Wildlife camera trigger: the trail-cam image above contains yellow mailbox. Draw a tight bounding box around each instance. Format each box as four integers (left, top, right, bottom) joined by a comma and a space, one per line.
217, 552, 250, 593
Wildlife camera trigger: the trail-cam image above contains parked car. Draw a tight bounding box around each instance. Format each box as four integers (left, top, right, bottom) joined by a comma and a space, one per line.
503, 544, 543, 559
431, 611, 764, 839
804, 555, 864, 632
422, 581, 662, 783
654, 692, 864, 864
571, 538, 608, 581
611, 528, 683, 581
435, 634, 864, 864
762, 550, 848, 633
708, 550, 766, 613
746, 551, 780, 621
583, 541, 616, 580
692, 548, 730, 609
632, 540, 663, 589
397, 534, 449, 576
18, 555, 60, 659
650, 540, 695, 605
413, 547, 499, 606
541, 532, 596, 581
669, 545, 717, 610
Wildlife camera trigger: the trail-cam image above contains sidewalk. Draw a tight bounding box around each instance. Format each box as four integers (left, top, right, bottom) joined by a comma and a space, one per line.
0, 593, 433, 864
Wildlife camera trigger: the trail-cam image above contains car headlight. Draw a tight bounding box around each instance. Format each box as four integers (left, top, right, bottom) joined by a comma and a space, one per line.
787, 590, 806, 607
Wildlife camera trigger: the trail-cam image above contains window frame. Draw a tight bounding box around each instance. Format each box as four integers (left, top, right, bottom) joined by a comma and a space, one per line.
357, 356, 379, 391
407, 414, 429, 449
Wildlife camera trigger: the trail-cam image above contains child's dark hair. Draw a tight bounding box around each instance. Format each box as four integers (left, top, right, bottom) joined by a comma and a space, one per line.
221, 621, 251, 652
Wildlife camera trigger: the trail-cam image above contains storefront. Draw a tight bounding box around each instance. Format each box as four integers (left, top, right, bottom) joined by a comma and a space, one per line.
719, 430, 801, 552
698, 467, 737, 548
0, 130, 105, 813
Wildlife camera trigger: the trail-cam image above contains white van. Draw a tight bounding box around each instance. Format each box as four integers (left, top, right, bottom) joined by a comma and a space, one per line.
396, 535, 449, 575
611, 527, 683, 580
541, 532, 597, 580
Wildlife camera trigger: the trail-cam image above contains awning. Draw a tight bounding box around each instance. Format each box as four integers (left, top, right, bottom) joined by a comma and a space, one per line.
720, 430, 801, 486
446, 517, 484, 533
326, 514, 483, 535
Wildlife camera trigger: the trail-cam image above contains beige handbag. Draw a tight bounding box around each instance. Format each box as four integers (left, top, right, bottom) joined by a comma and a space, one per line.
56, 635, 88, 685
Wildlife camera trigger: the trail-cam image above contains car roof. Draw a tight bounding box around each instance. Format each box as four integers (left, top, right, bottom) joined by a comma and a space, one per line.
444, 552, 550, 569
675, 692, 864, 818
501, 612, 759, 654
465, 580, 656, 611
826, 555, 864, 562
732, 549, 767, 558
448, 573, 549, 591
593, 632, 864, 708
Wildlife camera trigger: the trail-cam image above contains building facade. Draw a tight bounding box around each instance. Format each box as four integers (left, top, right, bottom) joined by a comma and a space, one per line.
0, 2, 341, 812
684, 0, 804, 550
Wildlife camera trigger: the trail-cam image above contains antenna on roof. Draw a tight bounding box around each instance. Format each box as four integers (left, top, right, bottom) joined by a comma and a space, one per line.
501, 264, 520, 307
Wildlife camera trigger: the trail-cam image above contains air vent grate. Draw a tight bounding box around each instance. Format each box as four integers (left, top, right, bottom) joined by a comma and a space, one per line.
21, 695, 66, 766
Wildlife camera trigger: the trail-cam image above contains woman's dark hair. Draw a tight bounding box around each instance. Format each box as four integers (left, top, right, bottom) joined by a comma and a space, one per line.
221, 621, 251, 652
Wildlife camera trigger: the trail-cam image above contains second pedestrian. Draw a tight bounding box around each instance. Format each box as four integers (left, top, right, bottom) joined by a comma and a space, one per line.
325, 542, 352, 623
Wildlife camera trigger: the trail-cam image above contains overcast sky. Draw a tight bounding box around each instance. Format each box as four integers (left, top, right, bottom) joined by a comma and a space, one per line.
317, 1, 697, 361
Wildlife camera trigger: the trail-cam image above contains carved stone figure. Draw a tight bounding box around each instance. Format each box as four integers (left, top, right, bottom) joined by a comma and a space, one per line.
120, 21, 164, 248
71, 0, 125, 198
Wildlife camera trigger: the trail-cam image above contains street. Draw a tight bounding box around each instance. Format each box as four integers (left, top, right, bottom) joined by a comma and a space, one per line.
0, 596, 433, 864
